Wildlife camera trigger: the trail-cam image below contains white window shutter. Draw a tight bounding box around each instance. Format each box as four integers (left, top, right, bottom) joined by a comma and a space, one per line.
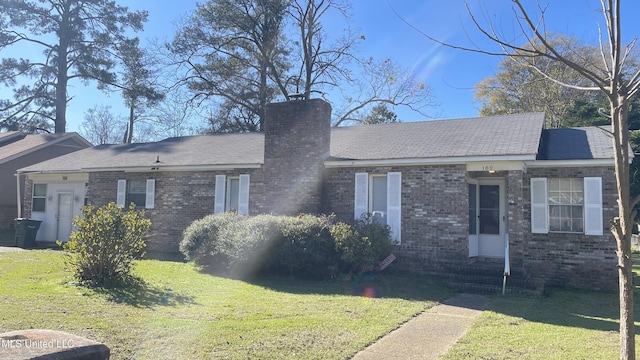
387, 172, 402, 244
214, 175, 226, 214
584, 177, 603, 235
354, 173, 369, 220
145, 179, 155, 209
238, 174, 250, 215
117, 179, 126, 207
531, 177, 548, 234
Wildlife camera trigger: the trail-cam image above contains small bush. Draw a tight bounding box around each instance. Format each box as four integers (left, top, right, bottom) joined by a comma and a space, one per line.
272, 214, 338, 279
179, 212, 237, 266
61, 202, 151, 284
332, 214, 392, 272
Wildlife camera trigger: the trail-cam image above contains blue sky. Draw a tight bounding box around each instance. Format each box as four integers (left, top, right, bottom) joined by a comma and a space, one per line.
6, 0, 640, 132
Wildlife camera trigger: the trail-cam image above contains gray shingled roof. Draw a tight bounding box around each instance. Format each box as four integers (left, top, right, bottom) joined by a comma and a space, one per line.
0, 132, 90, 164
329, 113, 545, 160
20, 112, 614, 173
537, 126, 615, 160
19, 133, 265, 172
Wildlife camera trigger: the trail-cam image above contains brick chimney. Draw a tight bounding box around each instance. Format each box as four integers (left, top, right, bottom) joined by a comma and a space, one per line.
262, 99, 331, 215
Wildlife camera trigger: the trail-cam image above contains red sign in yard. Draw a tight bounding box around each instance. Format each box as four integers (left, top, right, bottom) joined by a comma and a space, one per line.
378, 253, 396, 271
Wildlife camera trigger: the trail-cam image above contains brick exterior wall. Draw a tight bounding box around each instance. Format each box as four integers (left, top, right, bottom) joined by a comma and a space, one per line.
522, 166, 618, 291
324, 164, 618, 291
86, 169, 265, 252
323, 164, 471, 273
262, 99, 331, 215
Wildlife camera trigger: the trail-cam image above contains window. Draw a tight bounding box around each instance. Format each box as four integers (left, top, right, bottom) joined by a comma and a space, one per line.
548, 178, 584, 233
370, 175, 387, 225
354, 172, 402, 244
116, 179, 155, 209
214, 174, 250, 215
32, 184, 47, 212
531, 177, 602, 235
226, 177, 240, 212
127, 180, 148, 208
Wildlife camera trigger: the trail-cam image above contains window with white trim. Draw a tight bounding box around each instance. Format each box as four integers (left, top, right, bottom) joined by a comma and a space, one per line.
32, 184, 47, 212
354, 172, 402, 244
531, 177, 602, 235
116, 179, 155, 209
214, 174, 250, 215
548, 178, 584, 233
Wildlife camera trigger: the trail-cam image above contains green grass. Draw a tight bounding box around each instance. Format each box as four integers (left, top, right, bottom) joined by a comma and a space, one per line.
441, 255, 640, 359
0, 250, 453, 359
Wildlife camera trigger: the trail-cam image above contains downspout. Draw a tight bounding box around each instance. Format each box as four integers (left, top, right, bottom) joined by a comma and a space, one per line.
15, 173, 22, 218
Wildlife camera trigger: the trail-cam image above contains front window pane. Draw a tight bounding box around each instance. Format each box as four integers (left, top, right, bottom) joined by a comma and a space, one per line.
32, 198, 46, 212
34, 184, 47, 197
371, 176, 387, 225
227, 178, 240, 212
32, 184, 47, 212
127, 180, 146, 208
548, 178, 583, 233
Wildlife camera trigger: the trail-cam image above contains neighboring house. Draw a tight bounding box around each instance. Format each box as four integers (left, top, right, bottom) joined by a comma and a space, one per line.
17, 100, 622, 291
0, 132, 91, 229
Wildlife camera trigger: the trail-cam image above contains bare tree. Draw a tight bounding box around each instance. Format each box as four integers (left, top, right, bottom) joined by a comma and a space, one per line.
333, 57, 438, 126
79, 105, 126, 145
288, 0, 358, 99
415, 1, 639, 357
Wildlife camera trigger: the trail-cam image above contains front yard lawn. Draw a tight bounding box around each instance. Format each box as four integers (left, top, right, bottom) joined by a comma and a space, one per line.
0, 250, 453, 359
441, 255, 640, 359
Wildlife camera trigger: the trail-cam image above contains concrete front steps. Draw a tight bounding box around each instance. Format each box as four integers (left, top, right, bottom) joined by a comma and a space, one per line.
439, 261, 543, 296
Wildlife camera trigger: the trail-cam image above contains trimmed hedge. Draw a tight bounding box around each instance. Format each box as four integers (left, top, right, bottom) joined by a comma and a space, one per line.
179, 213, 392, 279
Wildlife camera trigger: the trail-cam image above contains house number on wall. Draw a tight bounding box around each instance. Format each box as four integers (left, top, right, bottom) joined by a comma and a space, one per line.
482, 165, 494, 172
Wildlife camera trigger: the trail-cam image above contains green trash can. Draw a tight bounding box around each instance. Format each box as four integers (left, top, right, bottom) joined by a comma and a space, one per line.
15, 218, 42, 248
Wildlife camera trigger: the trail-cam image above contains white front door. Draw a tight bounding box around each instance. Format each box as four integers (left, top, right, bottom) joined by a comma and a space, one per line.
469, 179, 505, 258
56, 192, 73, 241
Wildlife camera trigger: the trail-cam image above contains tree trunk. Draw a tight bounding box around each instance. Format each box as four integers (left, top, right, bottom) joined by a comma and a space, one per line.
610, 95, 635, 360
55, 20, 70, 134
127, 99, 135, 144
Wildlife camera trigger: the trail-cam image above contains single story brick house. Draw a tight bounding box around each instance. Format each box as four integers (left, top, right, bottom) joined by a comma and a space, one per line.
17, 99, 621, 290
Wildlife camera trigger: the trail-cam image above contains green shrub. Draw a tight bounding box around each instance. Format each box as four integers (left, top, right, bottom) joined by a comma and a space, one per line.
332, 214, 392, 272
61, 202, 151, 284
272, 214, 338, 279
182, 212, 390, 279
179, 212, 237, 266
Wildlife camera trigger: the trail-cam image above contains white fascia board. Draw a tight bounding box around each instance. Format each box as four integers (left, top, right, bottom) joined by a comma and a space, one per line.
525, 159, 615, 168
325, 155, 536, 168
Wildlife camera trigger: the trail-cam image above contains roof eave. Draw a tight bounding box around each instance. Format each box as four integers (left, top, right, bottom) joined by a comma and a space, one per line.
325, 154, 537, 168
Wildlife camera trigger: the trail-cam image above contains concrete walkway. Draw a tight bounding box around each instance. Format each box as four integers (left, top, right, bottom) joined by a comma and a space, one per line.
0, 246, 23, 252
352, 293, 489, 360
